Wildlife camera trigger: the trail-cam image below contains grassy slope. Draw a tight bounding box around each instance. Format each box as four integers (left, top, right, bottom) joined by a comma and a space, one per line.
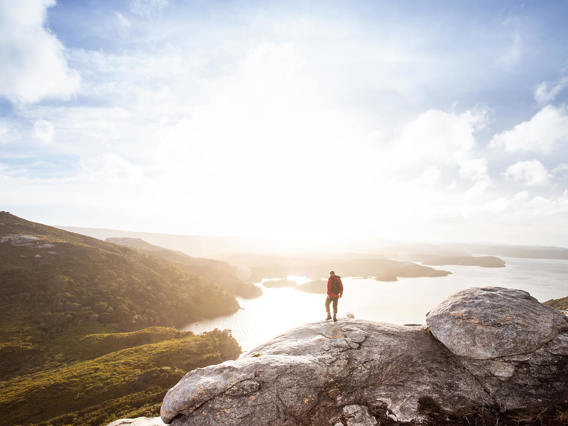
0, 213, 242, 424
0, 212, 239, 338
106, 237, 262, 298
0, 328, 240, 425
544, 296, 568, 311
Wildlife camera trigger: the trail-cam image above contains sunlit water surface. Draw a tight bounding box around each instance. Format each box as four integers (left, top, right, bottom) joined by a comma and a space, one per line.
184, 257, 568, 352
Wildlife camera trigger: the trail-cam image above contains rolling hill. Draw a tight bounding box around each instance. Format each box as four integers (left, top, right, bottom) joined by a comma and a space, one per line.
545, 296, 568, 311
0, 212, 241, 424
0, 212, 239, 337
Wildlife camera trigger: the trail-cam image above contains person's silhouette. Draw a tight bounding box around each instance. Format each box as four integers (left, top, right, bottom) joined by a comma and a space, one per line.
325, 271, 343, 322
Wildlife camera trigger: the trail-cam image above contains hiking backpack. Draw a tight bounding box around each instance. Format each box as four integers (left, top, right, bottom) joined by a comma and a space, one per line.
331, 276, 342, 294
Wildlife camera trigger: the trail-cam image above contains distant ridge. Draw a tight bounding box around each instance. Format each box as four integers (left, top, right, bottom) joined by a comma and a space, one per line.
106, 237, 262, 298
62, 226, 568, 261
467, 244, 568, 260
60, 225, 259, 259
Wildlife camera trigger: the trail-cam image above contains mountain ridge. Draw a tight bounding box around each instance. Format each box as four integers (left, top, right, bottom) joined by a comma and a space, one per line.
105, 237, 261, 298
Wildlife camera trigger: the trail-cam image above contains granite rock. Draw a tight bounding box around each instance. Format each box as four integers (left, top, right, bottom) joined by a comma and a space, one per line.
426, 287, 568, 359
160, 287, 568, 425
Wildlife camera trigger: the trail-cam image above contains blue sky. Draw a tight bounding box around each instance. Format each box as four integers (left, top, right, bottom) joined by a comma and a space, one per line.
1, 0, 568, 245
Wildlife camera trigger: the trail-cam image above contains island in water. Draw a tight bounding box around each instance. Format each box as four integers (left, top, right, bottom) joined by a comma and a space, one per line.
411, 254, 506, 268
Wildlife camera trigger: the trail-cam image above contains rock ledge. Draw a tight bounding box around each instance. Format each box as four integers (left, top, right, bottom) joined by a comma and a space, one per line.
160, 287, 568, 425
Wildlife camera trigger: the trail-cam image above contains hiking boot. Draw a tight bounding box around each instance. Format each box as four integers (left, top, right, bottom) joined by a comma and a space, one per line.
326, 315, 332, 321
333, 316, 337, 322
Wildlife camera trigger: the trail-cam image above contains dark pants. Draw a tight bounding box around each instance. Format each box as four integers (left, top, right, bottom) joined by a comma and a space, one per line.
325, 296, 338, 316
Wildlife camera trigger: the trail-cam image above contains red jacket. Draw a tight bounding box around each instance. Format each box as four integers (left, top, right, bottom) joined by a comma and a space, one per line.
327, 275, 343, 298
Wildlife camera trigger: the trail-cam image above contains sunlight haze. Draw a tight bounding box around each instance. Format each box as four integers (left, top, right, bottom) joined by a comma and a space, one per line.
2, 0, 568, 246
2, 3, 568, 424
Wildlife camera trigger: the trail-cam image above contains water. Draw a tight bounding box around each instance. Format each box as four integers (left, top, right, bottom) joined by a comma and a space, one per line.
185, 256, 568, 352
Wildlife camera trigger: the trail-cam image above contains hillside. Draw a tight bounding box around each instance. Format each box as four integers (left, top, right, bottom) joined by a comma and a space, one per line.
0, 328, 240, 425
0, 212, 242, 424
545, 296, 568, 311
0, 212, 239, 338
106, 237, 261, 298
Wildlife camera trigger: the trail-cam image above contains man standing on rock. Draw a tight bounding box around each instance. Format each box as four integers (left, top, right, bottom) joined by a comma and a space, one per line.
326, 271, 343, 322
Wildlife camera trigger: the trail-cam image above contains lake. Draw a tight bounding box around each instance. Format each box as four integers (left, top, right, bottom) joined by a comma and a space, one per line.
185, 256, 568, 352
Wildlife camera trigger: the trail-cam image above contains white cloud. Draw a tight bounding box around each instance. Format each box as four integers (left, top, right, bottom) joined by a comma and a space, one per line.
504, 160, 550, 186
3, 8, 568, 245
490, 105, 568, 154
0, 0, 80, 104
0, 122, 10, 143
115, 12, 131, 31
534, 76, 568, 105
459, 158, 492, 197
497, 25, 521, 69
130, 0, 168, 17
552, 163, 568, 176
0, 119, 23, 145
392, 108, 487, 167
528, 191, 568, 215
464, 179, 492, 198
459, 158, 488, 181
414, 167, 441, 186
485, 197, 511, 214
78, 154, 143, 185
33, 120, 54, 143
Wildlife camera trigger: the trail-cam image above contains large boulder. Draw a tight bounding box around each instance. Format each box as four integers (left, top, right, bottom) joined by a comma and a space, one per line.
160, 287, 568, 425
426, 287, 568, 359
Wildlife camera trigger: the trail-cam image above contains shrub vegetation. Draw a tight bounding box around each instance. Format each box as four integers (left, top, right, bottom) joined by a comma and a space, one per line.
544, 296, 568, 311
0, 212, 242, 424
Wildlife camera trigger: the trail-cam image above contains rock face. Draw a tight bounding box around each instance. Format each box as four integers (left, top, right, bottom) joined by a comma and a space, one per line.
426, 287, 568, 359
160, 287, 568, 425
0, 234, 54, 248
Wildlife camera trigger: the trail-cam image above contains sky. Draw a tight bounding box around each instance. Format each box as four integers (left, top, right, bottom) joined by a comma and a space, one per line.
1, 0, 568, 246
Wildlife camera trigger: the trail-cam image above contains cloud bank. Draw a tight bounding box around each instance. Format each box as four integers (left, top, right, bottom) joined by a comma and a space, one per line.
2, 1, 568, 245
0, 0, 79, 104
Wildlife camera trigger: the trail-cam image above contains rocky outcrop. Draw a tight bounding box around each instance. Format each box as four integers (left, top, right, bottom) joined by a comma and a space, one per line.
0, 234, 54, 248
426, 287, 568, 359
160, 287, 568, 425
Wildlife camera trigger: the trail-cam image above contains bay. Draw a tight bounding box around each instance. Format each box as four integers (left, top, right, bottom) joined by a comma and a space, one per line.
185, 256, 568, 352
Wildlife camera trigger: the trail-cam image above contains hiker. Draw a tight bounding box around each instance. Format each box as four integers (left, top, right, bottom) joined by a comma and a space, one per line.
325, 271, 343, 322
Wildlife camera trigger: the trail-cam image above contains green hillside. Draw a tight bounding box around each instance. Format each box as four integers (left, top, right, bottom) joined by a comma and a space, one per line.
0, 212, 241, 424
0, 328, 240, 425
0, 212, 239, 337
544, 296, 568, 311
106, 237, 262, 298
